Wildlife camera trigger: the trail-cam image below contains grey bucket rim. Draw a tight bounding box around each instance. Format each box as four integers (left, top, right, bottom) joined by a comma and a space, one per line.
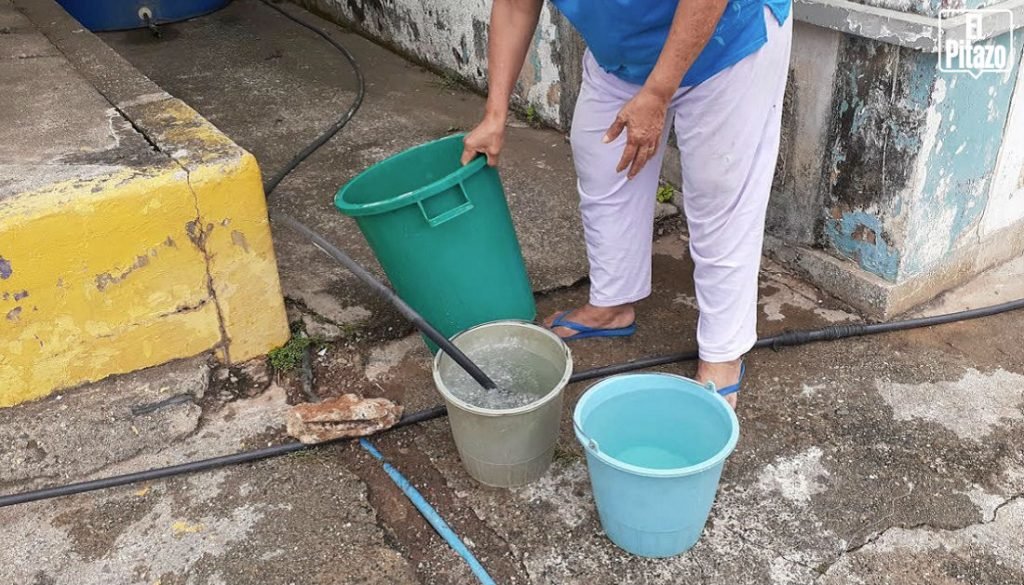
573, 372, 740, 479
333, 133, 488, 218
432, 320, 573, 418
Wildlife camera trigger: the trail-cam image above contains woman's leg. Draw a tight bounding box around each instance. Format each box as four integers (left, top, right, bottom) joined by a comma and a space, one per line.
546, 51, 672, 335
671, 9, 793, 404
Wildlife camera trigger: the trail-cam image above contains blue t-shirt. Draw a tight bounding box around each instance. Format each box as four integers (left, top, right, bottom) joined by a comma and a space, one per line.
550, 0, 791, 87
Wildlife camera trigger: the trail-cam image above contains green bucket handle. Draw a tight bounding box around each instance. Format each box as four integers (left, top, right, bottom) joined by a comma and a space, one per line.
417, 182, 475, 227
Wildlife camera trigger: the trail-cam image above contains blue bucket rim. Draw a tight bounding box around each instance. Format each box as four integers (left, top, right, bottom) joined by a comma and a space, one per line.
572, 372, 740, 478
334, 134, 487, 217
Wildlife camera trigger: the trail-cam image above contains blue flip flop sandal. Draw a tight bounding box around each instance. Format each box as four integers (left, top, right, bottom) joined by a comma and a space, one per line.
550, 310, 637, 341
716, 362, 746, 397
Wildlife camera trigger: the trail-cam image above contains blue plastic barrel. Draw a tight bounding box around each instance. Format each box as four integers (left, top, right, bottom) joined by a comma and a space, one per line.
573, 373, 739, 557
57, 0, 230, 32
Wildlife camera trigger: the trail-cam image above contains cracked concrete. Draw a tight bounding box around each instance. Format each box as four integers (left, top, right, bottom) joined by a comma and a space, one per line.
2, 2, 1023, 583
820, 498, 1024, 585
182, 176, 234, 362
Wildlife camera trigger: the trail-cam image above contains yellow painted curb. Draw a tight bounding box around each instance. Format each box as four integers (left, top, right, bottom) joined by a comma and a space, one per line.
0, 97, 289, 406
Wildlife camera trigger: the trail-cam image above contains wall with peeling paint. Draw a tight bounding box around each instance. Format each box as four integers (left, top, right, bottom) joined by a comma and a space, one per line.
844, 0, 1008, 18
901, 37, 1023, 277
982, 44, 1024, 236
818, 26, 1024, 286
297, 0, 567, 125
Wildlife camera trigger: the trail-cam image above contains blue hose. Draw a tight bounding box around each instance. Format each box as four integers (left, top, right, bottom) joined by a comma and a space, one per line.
359, 439, 497, 585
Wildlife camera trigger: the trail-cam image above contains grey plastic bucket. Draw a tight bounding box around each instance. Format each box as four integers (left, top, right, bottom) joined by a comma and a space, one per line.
432, 321, 572, 487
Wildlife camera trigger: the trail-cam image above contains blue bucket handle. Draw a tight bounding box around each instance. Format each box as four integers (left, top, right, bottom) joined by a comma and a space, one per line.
573, 418, 601, 454
417, 182, 474, 227
574, 380, 718, 455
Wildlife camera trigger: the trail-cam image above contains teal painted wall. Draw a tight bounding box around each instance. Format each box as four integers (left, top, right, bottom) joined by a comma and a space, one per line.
822, 27, 1024, 282
902, 29, 1024, 277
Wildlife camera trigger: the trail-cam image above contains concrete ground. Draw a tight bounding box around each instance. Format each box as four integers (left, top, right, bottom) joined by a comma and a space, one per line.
2, 2, 1023, 584
0, 1, 162, 199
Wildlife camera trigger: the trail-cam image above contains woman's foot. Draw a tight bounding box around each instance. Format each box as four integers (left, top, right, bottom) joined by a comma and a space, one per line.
544, 303, 636, 339
696, 358, 743, 409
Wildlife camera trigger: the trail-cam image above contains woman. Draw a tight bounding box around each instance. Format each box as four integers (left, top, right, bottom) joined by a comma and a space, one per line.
461, 0, 792, 407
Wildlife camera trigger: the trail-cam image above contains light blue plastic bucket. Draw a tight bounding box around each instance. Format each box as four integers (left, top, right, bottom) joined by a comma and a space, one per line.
573, 373, 740, 558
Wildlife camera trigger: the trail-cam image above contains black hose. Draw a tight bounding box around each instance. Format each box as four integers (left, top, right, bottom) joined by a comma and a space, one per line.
0, 405, 449, 509
6, 297, 1023, 508
271, 212, 498, 389
568, 297, 1024, 383
0, 443, 305, 509
258, 0, 365, 195
6, 296, 1022, 508
569, 350, 698, 383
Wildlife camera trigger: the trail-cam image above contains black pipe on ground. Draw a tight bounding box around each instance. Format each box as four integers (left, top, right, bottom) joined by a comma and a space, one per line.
0, 406, 449, 508
4, 297, 1024, 508
567, 297, 1024, 382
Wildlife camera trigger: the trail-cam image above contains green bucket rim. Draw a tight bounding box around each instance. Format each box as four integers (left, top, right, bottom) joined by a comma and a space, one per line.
334, 134, 487, 217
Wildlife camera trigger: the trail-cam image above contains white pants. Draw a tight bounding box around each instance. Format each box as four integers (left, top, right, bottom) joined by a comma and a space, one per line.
570, 8, 792, 362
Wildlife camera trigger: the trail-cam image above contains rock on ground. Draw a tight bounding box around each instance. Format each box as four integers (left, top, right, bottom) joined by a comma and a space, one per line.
286, 393, 403, 444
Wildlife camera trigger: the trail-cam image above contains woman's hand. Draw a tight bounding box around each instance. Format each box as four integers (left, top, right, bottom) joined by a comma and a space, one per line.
465, 0, 543, 165
604, 88, 670, 179
461, 115, 507, 167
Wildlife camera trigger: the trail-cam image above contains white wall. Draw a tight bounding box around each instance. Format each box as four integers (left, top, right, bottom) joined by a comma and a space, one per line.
768, 21, 843, 245
982, 48, 1024, 236
298, 0, 565, 125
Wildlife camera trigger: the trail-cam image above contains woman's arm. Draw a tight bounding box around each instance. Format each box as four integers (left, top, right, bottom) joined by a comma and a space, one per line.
606, 0, 730, 178
461, 0, 544, 166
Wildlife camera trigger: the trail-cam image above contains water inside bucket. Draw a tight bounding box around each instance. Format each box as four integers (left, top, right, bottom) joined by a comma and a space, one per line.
583, 389, 730, 470
444, 338, 563, 410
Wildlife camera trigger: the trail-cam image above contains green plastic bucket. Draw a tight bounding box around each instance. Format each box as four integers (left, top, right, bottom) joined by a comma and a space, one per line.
335, 135, 536, 352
